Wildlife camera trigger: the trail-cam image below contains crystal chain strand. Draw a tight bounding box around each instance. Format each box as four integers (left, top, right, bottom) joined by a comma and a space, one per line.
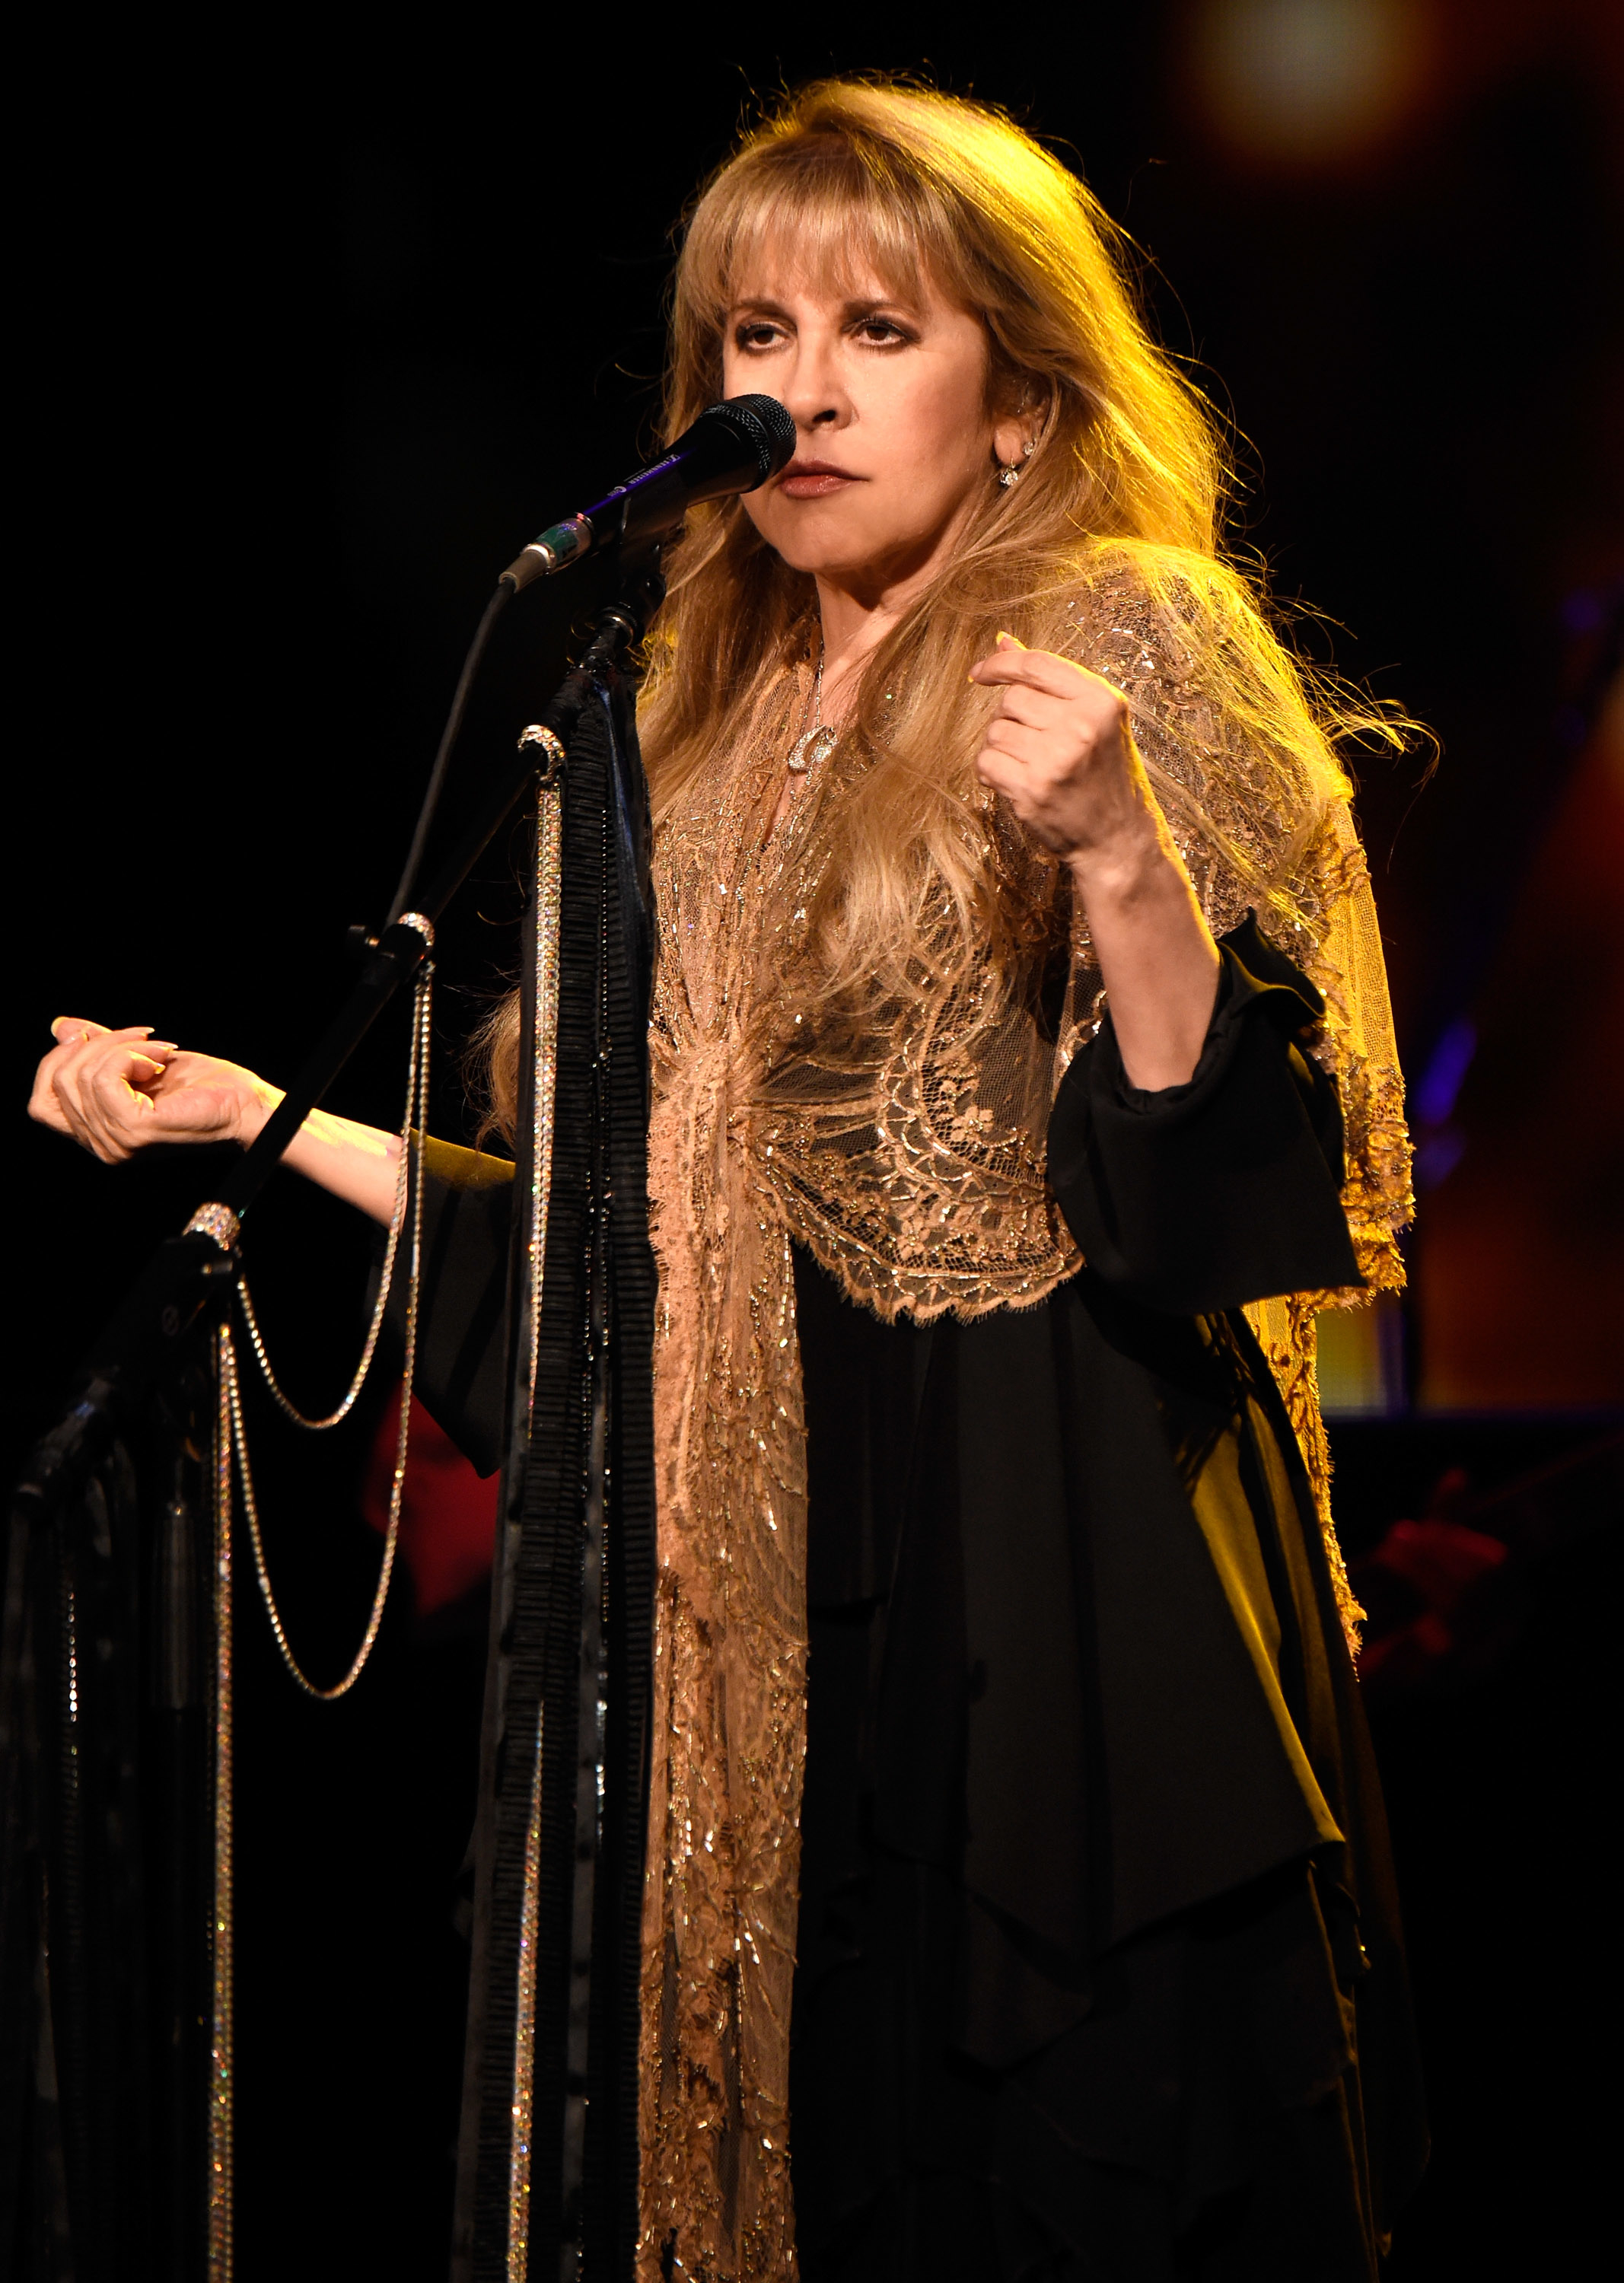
224, 961, 432, 1699
235, 919, 434, 1428
209, 1324, 234, 2283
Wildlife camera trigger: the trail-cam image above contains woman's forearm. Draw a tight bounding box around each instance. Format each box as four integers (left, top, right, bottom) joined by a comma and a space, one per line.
1070, 822, 1221, 1091
238, 1081, 402, 1226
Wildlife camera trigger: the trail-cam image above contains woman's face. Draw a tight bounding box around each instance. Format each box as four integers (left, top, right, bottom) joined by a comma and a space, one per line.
721, 245, 1024, 601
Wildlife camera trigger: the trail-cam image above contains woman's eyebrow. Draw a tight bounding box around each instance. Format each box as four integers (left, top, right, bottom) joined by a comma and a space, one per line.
727, 296, 796, 323
841, 293, 923, 320
725, 290, 925, 324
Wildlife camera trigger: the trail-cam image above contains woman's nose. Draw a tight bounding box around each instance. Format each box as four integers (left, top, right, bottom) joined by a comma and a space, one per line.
782, 340, 851, 435
785, 394, 847, 439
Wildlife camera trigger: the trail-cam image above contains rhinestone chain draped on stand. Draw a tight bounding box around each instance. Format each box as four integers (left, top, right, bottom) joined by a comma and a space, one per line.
209, 1325, 234, 2283
234, 919, 435, 1431
222, 932, 435, 1699
186, 922, 437, 2275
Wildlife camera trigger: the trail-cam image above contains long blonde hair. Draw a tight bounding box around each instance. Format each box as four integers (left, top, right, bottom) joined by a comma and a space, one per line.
473, 77, 1402, 1129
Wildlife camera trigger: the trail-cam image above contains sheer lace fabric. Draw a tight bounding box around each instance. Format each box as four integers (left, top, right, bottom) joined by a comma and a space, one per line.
636, 586, 1411, 2281
1069, 584, 1413, 1648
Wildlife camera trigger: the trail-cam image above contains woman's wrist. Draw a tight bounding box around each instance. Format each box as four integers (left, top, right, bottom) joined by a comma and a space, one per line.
232, 1074, 285, 1149
1065, 812, 1191, 915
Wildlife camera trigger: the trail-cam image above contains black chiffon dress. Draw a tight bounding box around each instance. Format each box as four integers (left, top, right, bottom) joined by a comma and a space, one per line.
408, 919, 1428, 2283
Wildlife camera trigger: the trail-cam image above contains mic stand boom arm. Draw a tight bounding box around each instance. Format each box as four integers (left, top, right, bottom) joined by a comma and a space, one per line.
14, 550, 667, 1524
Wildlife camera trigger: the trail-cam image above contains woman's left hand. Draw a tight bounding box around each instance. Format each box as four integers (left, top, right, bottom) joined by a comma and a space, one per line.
970, 634, 1159, 875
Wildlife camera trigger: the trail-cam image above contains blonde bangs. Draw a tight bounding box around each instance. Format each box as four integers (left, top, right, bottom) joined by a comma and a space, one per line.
680, 142, 954, 345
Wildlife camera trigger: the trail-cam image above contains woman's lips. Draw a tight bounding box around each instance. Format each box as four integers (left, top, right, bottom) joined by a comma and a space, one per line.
779, 463, 860, 498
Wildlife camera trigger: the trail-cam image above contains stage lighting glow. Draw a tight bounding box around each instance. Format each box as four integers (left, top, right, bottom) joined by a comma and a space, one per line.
1189, 0, 1433, 166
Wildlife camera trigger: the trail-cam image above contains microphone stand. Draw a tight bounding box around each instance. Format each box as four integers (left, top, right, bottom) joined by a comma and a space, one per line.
12, 551, 664, 1523
4, 540, 667, 2280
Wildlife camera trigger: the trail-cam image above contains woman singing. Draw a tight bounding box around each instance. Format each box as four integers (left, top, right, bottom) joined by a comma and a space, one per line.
32, 78, 1425, 2283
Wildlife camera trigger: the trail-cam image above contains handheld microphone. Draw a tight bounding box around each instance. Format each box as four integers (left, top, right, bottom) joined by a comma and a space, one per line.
501, 394, 797, 593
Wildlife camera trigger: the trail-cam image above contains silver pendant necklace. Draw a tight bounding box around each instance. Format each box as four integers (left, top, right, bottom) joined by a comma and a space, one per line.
788, 651, 839, 775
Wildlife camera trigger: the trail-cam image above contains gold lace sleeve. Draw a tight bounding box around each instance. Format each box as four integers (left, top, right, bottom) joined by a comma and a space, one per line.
1292, 796, 1413, 1301
1248, 801, 1413, 1654
1064, 580, 1414, 1291
1063, 581, 1412, 1655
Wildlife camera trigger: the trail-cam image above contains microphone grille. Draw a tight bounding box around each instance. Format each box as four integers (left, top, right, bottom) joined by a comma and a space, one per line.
705, 393, 798, 486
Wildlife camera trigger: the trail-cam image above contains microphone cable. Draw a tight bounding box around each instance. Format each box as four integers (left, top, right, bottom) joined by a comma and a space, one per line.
385, 579, 511, 927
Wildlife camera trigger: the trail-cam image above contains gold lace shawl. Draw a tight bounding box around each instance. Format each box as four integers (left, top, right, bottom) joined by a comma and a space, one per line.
636, 585, 1411, 2281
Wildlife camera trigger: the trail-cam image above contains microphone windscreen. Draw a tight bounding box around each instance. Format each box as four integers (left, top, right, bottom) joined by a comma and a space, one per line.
702, 394, 798, 486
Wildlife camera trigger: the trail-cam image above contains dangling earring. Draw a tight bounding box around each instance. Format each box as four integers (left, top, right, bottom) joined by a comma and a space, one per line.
998, 438, 1038, 490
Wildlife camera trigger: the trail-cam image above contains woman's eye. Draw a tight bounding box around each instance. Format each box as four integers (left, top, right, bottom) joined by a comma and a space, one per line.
854, 317, 909, 346
734, 323, 783, 351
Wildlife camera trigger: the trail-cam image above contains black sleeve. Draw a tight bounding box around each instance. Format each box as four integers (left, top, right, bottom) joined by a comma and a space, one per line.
1046, 913, 1362, 1315
387, 1136, 515, 1476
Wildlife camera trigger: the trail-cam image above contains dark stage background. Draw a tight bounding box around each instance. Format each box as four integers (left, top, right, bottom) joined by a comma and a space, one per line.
13, 5, 1622, 2277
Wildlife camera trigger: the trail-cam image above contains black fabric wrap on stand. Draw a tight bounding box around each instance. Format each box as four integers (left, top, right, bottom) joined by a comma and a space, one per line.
1, 1444, 159, 2281
449, 667, 658, 2283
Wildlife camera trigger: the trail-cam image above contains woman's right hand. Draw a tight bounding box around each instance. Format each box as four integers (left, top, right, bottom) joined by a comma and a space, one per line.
29, 1017, 274, 1163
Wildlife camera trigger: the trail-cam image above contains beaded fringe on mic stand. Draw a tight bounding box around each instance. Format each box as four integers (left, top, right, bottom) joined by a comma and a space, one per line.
505, 729, 565, 2282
